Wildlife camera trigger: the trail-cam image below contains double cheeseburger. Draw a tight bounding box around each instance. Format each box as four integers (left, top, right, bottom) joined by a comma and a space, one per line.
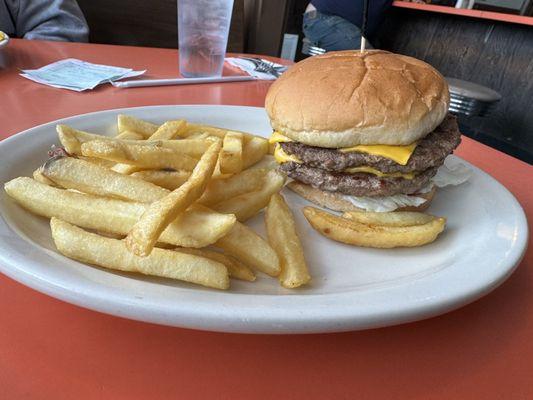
265, 50, 461, 212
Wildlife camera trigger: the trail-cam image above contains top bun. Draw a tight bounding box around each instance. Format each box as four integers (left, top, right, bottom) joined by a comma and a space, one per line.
265, 50, 450, 148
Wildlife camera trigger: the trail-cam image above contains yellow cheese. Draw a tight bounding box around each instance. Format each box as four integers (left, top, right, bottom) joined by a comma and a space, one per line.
344, 166, 416, 179
269, 132, 417, 165
274, 144, 415, 179
273, 144, 302, 164
339, 143, 417, 166
269, 132, 293, 144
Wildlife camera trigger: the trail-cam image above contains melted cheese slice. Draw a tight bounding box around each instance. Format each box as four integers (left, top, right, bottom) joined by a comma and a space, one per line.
274, 145, 416, 179
339, 143, 417, 166
269, 131, 293, 144
274, 144, 303, 164
269, 132, 417, 165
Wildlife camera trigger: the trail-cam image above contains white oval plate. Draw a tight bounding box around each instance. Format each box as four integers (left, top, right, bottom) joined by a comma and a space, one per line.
0, 105, 528, 333
0, 32, 9, 49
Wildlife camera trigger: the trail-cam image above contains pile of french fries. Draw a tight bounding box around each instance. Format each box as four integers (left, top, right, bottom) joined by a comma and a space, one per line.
4, 115, 311, 290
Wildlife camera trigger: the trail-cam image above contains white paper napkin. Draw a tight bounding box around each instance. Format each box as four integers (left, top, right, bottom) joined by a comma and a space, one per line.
225, 57, 287, 80
20, 59, 146, 91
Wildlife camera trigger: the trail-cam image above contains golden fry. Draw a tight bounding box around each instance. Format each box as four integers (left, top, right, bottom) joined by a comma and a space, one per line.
39, 156, 169, 203
226, 256, 257, 282
125, 140, 222, 257
342, 211, 436, 227
116, 130, 144, 140
242, 136, 269, 168
183, 123, 253, 141
81, 139, 198, 171
175, 248, 255, 282
51, 218, 229, 290
303, 207, 446, 248
198, 168, 268, 206
57, 124, 106, 154
266, 194, 310, 288
149, 120, 187, 140
215, 222, 280, 277
156, 139, 213, 158
110, 163, 144, 174
79, 156, 117, 168
117, 114, 159, 138
32, 168, 57, 186
211, 170, 286, 221
130, 170, 191, 190
111, 120, 188, 175
219, 131, 243, 174
4, 177, 235, 248
186, 132, 211, 140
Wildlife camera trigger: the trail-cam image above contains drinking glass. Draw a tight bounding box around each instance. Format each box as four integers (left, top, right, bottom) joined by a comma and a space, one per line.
178, 0, 234, 78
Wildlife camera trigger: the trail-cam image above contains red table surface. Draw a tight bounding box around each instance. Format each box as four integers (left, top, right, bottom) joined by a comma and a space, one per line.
0, 40, 531, 399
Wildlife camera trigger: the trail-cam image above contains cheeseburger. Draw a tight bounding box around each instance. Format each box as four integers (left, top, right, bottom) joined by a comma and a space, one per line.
265, 50, 461, 212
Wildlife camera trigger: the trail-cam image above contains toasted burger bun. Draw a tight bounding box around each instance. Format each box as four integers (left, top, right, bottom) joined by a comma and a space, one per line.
287, 181, 436, 213
265, 50, 450, 148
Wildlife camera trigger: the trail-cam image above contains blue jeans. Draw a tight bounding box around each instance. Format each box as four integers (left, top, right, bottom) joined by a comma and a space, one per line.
303, 11, 373, 52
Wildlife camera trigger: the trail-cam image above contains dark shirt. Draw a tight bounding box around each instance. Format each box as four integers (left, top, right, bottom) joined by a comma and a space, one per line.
311, 0, 392, 37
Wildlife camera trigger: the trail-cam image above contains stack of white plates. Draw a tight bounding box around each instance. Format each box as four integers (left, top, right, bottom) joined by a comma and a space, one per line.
447, 78, 501, 117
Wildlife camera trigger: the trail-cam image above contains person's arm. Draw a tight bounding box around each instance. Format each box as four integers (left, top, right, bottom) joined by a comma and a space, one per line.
9, 0, 89, 42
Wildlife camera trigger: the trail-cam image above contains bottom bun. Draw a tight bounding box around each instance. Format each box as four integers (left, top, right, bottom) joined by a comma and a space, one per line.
287, 181, 436, 212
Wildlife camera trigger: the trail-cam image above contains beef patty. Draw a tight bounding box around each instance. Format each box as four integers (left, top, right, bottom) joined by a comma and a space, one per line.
279, 114, 461, 174
280, 163, 438, 197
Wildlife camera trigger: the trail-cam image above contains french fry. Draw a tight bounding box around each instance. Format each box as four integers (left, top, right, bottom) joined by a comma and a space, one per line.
219, 131, 243, 174
81, 140, 198, 171
116, 130, 144, 140
242, 136, 269, 168
226, 256, 257, 282
79, 156, 117, 168
59, 124, 210, 159
130, 170, 191, 190
210, 162, 233, 180
117, 115, 159, 138
57, 124, 105, 154
59, 125, 156, 155
51, 218, 229, 290
265, 194, 310, 288
198, 168, 268, 206
39, 156, 169, 203
95, 231, 125, 239
303, 207, 446, 248
110, 163, 144, 175
157, 139, 213, 158
342, 211, 436, 227
175, 248, 255, 282
111, 120, 188, 175
215, 222, 280, 277
125, 140, 222, 257
183, 124, 253, 141
32, 168, 57, 186
211, 170, 286, 221
186, 132, 211, 140
4, 177, 235, 248
149, 120, 187, 140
